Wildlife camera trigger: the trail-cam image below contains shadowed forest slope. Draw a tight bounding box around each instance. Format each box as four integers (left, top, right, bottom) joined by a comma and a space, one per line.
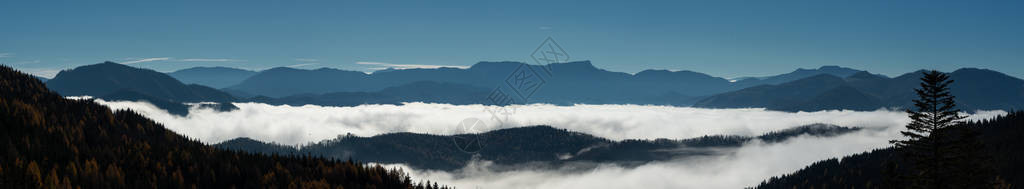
756, 111, 1024, 188
0, 65, 448, 189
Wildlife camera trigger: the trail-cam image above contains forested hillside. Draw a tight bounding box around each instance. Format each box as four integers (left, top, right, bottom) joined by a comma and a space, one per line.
756, 111, 1024, 188
0, 65, 448, 188
217, 124, 860, 171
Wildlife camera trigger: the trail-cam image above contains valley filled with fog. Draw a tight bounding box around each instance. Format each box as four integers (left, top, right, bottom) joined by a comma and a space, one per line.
87, 98, 1006, 188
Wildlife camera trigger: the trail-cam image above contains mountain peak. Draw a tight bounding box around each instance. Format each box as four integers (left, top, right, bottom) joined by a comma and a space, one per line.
818, 65, 843, 70
470, 61, 525, 67
46, 61, 235, 103
845, 71, 889, 80
554, 60, 594, 67
633, 69, 726, 83
952, 67, 1009, 77
90, 61, 132, 68
791, 74, 846, 84
263, 66, 308, 73
549, 60, 600, 72
56, 61, 147, 78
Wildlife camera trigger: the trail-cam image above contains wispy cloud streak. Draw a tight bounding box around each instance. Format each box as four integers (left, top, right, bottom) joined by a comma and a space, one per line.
120, 57, 243, 64
122, 57, 172, 64
357, 61, 469, 70
179, 58, 243, 62
286, 63, 319, 68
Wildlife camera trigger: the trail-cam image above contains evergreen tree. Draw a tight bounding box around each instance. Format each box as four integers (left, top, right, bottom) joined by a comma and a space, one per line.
890, 70, 964, 188
949, 124, 996, 188
889, 70, 998, 188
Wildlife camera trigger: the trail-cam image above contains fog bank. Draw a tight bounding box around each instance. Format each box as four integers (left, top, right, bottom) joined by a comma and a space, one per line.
89, 99, 1003, 146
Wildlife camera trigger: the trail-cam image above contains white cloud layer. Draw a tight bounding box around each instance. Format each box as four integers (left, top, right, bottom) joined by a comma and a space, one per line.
86, 100, 1003, 145
392, 131, 887, 189
389, 110, 1003, 189
86, 99, 1006, 188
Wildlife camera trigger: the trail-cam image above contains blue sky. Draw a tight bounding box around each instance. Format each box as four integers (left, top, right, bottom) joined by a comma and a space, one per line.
2, 0, 1022, 79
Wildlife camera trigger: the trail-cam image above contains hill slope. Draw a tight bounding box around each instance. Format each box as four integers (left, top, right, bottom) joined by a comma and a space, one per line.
756, 111, 1024, 188
0, 65, 443, 188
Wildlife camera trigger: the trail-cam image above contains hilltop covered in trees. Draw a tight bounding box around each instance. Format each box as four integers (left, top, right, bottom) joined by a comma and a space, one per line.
217, 123, 861, 171
757, 71, 1022, 188
0, 65, 448, 188
756, 111, 1023, 188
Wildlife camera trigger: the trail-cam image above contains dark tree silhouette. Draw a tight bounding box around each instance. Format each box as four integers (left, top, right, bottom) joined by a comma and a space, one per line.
889, 70, 964, 188
0, 65, 454, 189
757, 70, 1016, 189
757, 110, 1022, 189
888, 70, 997, 188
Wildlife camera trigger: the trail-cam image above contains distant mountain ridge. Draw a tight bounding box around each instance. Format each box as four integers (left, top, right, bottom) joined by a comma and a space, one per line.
42, 61, 1024, 112
168, 66, 257, 88
47, 62, 236, 102
46, 62, 238, 115
732, 65, 880, 87
222, 61, 882, 106
247, 81, 490, 107
695, 68, 1024, 111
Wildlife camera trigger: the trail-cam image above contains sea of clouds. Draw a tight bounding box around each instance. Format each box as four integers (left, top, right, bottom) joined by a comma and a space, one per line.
86, 99, 1006, 188
88, 100, 961, 145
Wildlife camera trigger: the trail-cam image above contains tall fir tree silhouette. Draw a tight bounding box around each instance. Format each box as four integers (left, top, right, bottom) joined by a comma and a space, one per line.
889, 70, 998, 188
890, 70, 964, 188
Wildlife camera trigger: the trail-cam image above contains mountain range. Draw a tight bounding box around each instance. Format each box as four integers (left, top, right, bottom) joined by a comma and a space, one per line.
8, 62, 1022, 188
47, 62, 236, 102
216, 61, 890, 105
44, 62, 238, 115
249, 81, 491, 107
695, 68, 1024, 111
36, 61, 1024, 115
167, 66, 257, 89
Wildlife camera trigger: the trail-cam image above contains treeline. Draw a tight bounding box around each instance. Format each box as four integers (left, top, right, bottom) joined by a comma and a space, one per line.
0, 65, 449, 188
570, 124, 860, 163
757, 111, 1023, 188
217, 123, 861, 171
